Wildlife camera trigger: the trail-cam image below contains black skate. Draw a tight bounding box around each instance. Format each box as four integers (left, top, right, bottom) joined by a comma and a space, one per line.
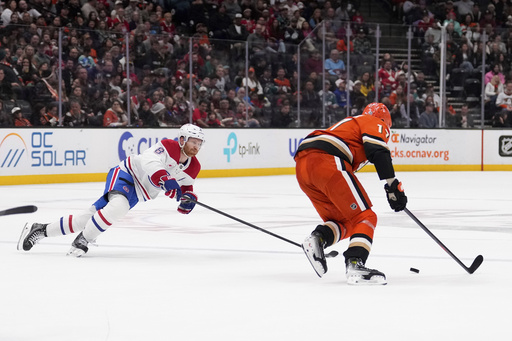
302, 232, 327, 277
346, 258, 387, 285
67, 232, 89, 257
17, 223, 47, 251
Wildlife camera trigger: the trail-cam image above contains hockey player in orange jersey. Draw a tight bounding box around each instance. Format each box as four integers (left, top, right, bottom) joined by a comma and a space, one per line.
295, 102, 407, 285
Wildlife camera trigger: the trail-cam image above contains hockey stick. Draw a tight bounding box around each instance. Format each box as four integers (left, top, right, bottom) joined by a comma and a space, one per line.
0, 205, 38, 216
404, 208, 483, 274
187, 197, 339, 257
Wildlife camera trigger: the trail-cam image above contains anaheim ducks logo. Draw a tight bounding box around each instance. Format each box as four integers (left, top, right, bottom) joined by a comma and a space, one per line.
499, 136, 512, 156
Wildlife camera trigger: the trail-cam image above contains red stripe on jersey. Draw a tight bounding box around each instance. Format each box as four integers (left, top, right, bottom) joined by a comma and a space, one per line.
108, 167, 120, 192
97, 210, 112, 226
69, 215, 74, 233
127, 157, 151, 200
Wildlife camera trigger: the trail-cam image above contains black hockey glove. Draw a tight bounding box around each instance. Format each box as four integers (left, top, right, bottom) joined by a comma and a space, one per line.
384, 179, 407, 212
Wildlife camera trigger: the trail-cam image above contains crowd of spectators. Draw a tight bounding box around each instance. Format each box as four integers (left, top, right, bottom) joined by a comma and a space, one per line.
398, 0, 512, 127
0, 0, 371, 128
0, 0, 512, 128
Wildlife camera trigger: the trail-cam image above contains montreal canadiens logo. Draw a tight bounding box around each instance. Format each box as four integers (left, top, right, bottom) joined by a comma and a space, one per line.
123, 186, 129, 193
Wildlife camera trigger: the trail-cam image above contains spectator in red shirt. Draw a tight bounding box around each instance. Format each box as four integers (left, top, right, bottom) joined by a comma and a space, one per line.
378, 60, 398, 93
192, 99, 209, 127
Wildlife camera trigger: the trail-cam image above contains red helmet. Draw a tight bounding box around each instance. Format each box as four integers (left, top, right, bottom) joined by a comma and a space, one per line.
362, 103, 392, 128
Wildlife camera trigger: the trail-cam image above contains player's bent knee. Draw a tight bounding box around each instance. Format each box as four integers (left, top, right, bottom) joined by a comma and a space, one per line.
103, 193, 130, 221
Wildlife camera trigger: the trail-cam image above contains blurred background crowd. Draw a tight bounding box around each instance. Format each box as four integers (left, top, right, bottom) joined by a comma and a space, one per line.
0, 0, 512, 129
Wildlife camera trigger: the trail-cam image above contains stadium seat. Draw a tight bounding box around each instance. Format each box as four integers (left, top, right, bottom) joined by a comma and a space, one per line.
449, 68, 469, 96
3, 101, 16, 115
464, 78, 481, 98
17, 100, 32, 118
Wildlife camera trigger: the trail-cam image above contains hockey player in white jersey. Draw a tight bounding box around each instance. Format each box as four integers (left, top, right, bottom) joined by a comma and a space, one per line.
18, 124, 205, 257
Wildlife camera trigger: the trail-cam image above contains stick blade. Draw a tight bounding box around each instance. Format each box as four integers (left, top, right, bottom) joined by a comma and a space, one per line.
468, 255, 484, 274
0, 205, 38, 216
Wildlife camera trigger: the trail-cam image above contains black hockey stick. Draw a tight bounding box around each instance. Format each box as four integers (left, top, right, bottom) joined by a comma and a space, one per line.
0, 205, 38, 216
404, 208, 483, 274
186, 197, 339, 257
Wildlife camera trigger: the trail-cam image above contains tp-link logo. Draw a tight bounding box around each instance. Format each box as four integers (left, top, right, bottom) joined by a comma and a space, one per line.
223, 132, 237, 162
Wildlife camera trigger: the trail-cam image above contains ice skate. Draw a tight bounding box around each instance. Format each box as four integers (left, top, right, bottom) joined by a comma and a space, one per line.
17, 223, 47, 251
346, 258, 387, 285
67, 232, 89, 257
302, 232, 327, 277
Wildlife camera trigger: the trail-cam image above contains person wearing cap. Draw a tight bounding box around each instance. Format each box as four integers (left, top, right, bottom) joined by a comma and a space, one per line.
241, 67, 264, 95
197, 86, 211, 101
350, 80, 365, 105
227, 13, 250, 56
418, 101, 438, 128
333, 78, 349, 108
12, 107, 32, 127
353, 27, 373, 61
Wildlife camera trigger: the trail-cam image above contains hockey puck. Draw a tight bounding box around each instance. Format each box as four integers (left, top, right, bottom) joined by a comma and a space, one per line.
410, 267, 420, 273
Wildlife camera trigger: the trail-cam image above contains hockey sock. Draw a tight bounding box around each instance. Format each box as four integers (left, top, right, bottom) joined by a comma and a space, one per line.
343, 234, 372, 264
82, 193, 130, 242
314, 221, 344, 247
45, 206, 96, 237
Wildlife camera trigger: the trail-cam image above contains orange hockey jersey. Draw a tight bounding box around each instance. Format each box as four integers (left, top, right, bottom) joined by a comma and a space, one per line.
295, 115, 395, 180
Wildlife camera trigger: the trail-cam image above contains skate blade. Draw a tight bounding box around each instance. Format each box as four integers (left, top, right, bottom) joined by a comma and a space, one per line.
301, 244, 327, 278
67, 247, 86, 257
17, 223, 30, 251
347, 275, 387, 286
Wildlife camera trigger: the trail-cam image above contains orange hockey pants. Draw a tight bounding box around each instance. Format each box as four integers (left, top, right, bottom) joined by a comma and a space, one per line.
295, 149, 377, 244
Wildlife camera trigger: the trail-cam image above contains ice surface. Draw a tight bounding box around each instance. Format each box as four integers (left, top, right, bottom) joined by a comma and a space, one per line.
1, 172, 510, 340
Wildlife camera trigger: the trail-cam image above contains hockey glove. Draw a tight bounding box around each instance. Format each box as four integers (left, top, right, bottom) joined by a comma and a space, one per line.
159, 175, 182, 201
384, 179, 407, 212
177, 192, 197, 214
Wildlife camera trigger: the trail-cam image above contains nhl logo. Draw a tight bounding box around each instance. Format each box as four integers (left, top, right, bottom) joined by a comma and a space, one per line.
350, 203, 357, 210
499, 136, 512, 157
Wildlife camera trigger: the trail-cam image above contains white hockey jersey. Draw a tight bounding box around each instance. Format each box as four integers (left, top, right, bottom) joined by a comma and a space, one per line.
119, 139, 201, 202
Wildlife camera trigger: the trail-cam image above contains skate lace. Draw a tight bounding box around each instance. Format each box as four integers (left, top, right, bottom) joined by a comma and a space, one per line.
27, 230, 44, 245
73, 234, 89, 249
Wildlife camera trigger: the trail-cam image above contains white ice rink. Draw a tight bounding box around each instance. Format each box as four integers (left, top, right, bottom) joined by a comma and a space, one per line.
1, 171, 511, 340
